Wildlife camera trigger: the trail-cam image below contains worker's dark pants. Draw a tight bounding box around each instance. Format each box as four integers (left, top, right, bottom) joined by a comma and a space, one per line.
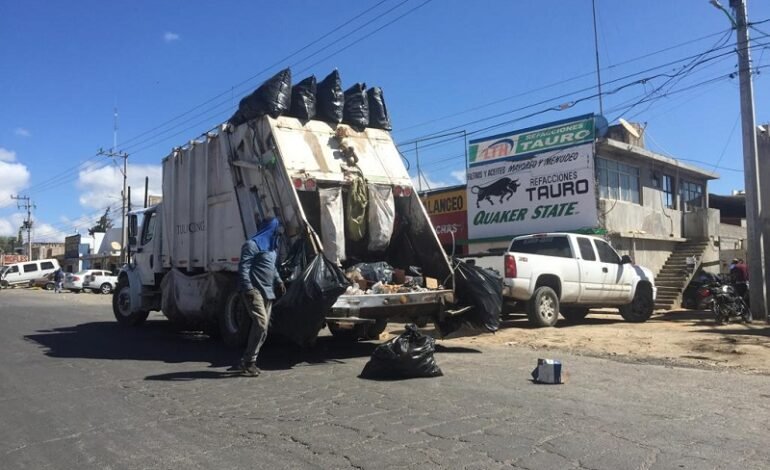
241, 290, 273, 365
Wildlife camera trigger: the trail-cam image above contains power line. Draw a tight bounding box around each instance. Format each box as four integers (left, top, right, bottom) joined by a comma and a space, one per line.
117, 0, 395, 150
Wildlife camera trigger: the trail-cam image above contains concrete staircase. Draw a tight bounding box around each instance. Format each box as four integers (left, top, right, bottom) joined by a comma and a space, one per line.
654, 240, 710, 311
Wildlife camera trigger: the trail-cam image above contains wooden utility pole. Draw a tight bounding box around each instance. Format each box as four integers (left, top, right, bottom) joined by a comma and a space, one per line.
98, 148, 129, 265
11, 195, 34, 260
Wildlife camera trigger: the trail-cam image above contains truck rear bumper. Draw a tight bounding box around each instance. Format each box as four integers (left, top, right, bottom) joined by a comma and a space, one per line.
331, 290, 454, 319
502, 278, 530, 301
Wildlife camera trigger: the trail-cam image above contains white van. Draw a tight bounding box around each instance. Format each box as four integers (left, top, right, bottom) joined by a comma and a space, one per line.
0, 259, 60, 288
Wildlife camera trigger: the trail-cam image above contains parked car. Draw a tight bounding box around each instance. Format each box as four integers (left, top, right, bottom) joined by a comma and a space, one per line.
30, 272, 56, 290
63, 269, 111, 292
0, 259, 60, 288
83, 271, 118, 294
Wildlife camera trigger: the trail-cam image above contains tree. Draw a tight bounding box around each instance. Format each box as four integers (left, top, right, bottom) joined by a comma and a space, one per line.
88, 208, 114, 235
0, 236, 17, 254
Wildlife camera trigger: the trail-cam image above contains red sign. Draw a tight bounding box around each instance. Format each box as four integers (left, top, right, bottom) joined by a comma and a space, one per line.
1, 254, 28, 265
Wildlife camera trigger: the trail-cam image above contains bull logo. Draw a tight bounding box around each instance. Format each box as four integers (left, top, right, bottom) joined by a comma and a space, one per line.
471, 177, 521, 208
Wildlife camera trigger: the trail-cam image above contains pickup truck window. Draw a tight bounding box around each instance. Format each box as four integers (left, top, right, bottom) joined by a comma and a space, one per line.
576, 237, 596, 260
594, 239, 621, 264
510, 236, 573, 259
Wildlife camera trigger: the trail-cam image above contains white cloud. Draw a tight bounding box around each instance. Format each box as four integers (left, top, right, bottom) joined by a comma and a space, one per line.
163, 31, 180, 42
411, 173, 448, 192
77, 163, 162, 211
14, 128, 31, 137
0, 147, 17, 162
0, 153, 30, 205
450, 169, 466, 184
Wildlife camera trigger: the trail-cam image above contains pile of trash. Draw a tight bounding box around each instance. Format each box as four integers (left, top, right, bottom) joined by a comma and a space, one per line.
342, 262, 437, 296
229, 68, 392, 131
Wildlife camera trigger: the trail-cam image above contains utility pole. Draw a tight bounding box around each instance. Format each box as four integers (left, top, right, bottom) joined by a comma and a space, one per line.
711, 0, 766, 320
98, 148, 129, 265
591, 0, 604, 116
99, 106, 130, 265
731, 0, 766, 320
11, 195, 34, 260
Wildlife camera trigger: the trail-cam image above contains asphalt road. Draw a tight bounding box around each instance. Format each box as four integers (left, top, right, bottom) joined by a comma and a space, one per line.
1, 288, 770, 469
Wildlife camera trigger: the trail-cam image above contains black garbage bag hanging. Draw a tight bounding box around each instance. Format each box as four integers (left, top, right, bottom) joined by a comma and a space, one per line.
343, 83, 369, 131
367, 86, 392, 130
359, 324, 443, 380
272, 254, 351, 346
289, 75, 317, 120
437, 259, 501, 336
229, 68, 292, 126
316, 70, 344, 123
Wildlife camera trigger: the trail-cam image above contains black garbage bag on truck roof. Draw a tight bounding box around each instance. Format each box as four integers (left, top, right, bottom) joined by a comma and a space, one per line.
359, 324, 443, 380
316, 70, 344, 124
343, 83, 369, 131
288, 75, 317, 121
272, 253, 351, 346
437, 259, 501, 336
367, 86, 392, 131
229, 68, 292, 126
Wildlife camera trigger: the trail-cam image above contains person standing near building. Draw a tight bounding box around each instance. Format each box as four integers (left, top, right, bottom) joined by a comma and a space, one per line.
236, 217, 285, 377
53, 268, 64, 293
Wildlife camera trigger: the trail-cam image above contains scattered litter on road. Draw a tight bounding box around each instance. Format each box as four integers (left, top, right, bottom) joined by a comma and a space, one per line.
531, 358, 567, 384
359, 324, 443, 380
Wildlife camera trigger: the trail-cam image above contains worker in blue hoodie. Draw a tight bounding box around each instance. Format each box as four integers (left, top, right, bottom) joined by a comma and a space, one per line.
237, 217, 285, 376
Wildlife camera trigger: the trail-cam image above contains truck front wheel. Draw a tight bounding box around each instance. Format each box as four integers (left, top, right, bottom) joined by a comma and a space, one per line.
527, 286, 559, 327
619, 283, 654, 322
112, 277, 149, 326
219, 290, 251, 349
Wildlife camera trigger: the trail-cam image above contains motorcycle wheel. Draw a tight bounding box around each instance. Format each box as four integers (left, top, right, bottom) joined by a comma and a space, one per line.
713, 305, 726, 325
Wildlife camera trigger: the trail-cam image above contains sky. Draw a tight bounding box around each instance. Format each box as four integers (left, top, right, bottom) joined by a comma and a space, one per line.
1, 0, 768, 242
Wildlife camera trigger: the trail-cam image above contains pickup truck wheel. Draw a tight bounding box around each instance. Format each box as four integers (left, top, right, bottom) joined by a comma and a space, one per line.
112, 278, 149, 326
561, 307, 589, 323
527, 286, 559, 327
219, 290, 251, 349
619, 284, 653, 323
100, 283, 113, 295
45, 282, 55, 291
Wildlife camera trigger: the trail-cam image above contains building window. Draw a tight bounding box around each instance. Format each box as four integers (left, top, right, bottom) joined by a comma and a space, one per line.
661, 175, 675, 209
653, 173, 675, 209
680, 180, 704, 212
596, 157, 640, 204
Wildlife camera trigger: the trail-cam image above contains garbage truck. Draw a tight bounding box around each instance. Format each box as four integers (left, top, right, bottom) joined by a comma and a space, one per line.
113, 91, 456, 347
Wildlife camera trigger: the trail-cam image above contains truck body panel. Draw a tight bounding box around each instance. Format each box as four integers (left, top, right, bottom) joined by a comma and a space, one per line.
118, 114, 454, 341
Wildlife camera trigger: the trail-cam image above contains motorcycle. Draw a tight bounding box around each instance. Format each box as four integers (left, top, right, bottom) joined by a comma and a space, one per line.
699, 279, 752, 324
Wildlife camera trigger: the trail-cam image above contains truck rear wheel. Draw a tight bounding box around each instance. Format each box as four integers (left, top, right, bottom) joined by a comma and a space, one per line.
112, 277, 149, 326
561, 307, 589, 323
619, 283, 653, 323
527, 286, 559, 327
219, 290, 251, 349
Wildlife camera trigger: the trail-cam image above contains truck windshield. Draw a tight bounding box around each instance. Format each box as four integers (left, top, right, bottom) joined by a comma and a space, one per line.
510, 236, 573, 259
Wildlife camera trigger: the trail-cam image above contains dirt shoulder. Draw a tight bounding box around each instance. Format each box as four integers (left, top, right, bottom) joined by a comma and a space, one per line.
395, 309, 770, 375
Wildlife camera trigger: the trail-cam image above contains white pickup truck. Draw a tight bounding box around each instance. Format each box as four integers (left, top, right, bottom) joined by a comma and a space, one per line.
471, 233, 656, 327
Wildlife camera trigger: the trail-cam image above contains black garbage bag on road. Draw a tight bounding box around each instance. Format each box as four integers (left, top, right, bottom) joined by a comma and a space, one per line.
316, 70, 344, 123
288, 75, 317, 120
437, 259, 502, 336
367, 86, 392, 130
229, 68, 292, 126
359, 324, 443, 380
343, 83, 369, 131
272, 254, 351, 346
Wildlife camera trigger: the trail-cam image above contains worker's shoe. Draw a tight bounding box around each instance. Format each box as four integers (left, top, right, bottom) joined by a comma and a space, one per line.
241, 362, 260, 377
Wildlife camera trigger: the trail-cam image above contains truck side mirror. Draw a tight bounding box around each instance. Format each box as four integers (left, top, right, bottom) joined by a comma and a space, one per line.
621, 255, 633, 265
